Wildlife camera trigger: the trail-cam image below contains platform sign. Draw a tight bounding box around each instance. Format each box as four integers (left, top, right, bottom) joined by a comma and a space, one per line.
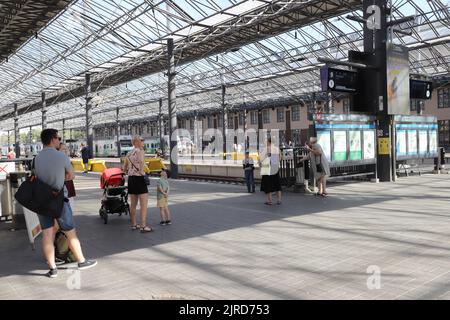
317, 131, 331, 161
363, 131, 375, 159
378, 138, 390, 155
333, 131, 347, 161
0, 162, 15, 180
23, 207, 42, 250
349, 131, 362, 160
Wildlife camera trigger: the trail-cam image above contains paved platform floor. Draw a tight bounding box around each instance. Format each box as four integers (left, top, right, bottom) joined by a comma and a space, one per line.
1, 173, 450, 300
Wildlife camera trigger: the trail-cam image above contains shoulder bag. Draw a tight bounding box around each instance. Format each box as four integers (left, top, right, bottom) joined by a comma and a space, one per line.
14, 159, 64, 218
128, 153, 150, 185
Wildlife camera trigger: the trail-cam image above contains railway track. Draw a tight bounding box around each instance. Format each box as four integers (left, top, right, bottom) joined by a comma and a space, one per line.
177, 173, 261, 185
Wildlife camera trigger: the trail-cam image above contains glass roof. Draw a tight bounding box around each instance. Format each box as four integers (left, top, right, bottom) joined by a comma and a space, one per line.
0, 0, 449, 131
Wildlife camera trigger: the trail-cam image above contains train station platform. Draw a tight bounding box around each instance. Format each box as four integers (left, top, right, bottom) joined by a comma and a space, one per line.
1, 173, 450, 300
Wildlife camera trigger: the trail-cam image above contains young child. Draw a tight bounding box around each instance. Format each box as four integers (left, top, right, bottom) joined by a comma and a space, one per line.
157, 169, 171, 225
242, 151, 255, 193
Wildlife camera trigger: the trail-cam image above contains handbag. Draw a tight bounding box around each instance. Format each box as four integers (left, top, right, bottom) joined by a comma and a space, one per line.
316, 155, 323, 173
128, 154, 150, 186
15, 175, 64, 219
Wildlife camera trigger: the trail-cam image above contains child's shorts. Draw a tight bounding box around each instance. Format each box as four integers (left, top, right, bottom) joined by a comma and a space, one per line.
157, 197, 168, 208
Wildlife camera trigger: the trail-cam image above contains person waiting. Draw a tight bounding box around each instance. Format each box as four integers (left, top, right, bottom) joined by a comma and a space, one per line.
242, 151, 255, 193
123, 135, 153, 233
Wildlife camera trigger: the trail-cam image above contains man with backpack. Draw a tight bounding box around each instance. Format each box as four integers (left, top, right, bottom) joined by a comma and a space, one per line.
35, 129, 97, 278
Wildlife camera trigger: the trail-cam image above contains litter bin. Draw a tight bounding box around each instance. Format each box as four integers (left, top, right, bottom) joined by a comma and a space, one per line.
9, 171, 31, 230
0, 177, 12, 218
434, 147, 446, 172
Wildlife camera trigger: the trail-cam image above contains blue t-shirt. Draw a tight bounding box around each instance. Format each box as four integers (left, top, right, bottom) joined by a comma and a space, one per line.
34, 147, 73, 190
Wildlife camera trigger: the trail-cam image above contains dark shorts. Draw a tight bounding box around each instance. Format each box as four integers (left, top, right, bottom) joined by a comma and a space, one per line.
128, 176, 148, 195
38, 201, 75, 231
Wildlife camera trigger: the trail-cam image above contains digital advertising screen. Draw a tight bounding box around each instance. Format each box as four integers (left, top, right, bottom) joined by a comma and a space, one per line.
387, 44, 410, 115
396, 130, 407, 157
317, 131, 331, 161
363, 130, 375, 160
349, 131, 362, 160
408, 130, 418, 155
418, 131, 428, 155
333, 131, 347, 161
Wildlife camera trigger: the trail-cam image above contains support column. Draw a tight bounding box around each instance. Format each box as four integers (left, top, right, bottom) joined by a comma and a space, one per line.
243, 110, 248, 150
42, 92, 47, 130
7, 130, 10, 150
14, 104, 20, 157
222, 84, 227, 160
116, 107, 121, 157
85, 73, 94, 159
257, 109, 263, 151
62, 119, 65, 143
167, 38, 178, 178
364, 0, 391, 182
158, 98, 164, 157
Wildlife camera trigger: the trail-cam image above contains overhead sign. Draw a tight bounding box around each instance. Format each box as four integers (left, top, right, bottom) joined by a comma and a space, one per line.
410, 80, 432, 100
320, 67, 358, 93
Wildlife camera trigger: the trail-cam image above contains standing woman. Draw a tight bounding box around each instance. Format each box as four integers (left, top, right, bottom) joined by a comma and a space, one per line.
123, 135, 153, 233
303, 137, 330, 197
259, 139, 282, 205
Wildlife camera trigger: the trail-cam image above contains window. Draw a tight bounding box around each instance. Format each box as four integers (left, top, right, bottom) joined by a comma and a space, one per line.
239, 113, 244, 126
438, 120, 450, 144
343, 99, 350, 114
228, 117, 234, 129
410, 99, 418, 111
277, 108, 285, 123
262, 109, 271, 124
207, 116, 213, 128
438, 88, 450, 108
292, 106, 300, 121
190, 119, 194, 130
250, 111, 257, 125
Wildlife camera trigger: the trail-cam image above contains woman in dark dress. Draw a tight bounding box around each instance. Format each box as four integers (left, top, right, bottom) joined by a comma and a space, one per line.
259, 139, 282, 205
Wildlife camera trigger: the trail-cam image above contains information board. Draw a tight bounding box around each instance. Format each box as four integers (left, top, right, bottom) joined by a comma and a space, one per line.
408, 130, 418, 155
349, 131, 362, 160
418, 131, 428, 154
333, 131, 347, 161
396, 130, 407, 156
363, 131, 375, 160
317, 131, 331, 161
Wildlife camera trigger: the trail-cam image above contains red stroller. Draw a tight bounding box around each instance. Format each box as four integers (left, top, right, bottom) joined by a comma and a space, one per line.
99, 168, 129, 224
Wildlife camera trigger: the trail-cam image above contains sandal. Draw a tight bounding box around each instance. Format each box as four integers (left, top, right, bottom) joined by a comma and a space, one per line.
264, 202, 273, 205
140, 226, 154, 233
276, 201, 282, 205
320, 193, 327, 197
131, 224, 140, 230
